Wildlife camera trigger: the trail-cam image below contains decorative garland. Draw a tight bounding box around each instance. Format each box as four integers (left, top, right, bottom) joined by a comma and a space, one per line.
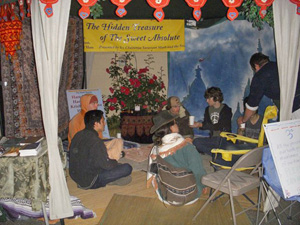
240, 0, 274, 30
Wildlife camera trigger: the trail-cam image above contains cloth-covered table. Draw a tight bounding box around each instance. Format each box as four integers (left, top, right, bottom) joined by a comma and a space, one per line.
0, 138, 66, 211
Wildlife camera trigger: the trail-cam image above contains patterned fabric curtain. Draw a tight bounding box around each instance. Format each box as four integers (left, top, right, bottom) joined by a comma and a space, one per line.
0, 17, 84, 139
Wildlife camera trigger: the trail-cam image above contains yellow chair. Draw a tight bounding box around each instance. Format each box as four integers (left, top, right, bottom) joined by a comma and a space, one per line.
210, 105, 278, 171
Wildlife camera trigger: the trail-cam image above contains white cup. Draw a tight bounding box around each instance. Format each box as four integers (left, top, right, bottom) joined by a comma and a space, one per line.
240, 123, 246, 129
189, 116, 195, 125
117, 133, 122, 139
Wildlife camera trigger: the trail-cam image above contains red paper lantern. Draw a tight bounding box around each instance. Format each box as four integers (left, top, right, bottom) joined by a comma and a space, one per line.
39, 0, 58, 18
77, 0, 97, 19
221, 0, 243, 21
254, 0, 274, 19
146, 0, 170, 22
110, 0, 132, 18
290, 0, 300, 15
184, 0, 208, 21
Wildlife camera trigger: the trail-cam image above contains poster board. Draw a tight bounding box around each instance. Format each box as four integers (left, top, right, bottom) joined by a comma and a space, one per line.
66, 89, 110, 138
264, 119, 300, 198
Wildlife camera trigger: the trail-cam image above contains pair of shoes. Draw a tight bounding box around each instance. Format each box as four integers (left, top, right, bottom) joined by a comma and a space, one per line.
108, 176, 132, 186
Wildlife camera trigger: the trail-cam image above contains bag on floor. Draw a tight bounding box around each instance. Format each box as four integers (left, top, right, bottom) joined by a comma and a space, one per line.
156, 155, 198, 206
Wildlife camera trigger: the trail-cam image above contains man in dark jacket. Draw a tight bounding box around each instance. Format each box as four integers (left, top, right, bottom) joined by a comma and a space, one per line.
69, 110, 132, 189
191, 87, 232, 155
238, 53, 300, 124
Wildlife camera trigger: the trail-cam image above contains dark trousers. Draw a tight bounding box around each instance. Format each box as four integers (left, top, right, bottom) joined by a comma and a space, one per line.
90, 163, 132, 189
193, 136, 257, 155
193, 136, 257, 166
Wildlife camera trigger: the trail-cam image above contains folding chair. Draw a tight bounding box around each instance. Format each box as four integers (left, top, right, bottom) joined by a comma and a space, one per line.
192, 146, 265, 225
257, 147, 300, 225
210, 105, 278, 171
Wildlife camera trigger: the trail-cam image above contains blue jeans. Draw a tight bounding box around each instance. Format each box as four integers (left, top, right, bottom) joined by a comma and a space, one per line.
90, 163, 132, 189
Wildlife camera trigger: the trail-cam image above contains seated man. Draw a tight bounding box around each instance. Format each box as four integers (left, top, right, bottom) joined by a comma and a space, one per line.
68, 94, 123, 160
165, 96, 194, 140
69, 110, 132, 189
191, 87, 232, 155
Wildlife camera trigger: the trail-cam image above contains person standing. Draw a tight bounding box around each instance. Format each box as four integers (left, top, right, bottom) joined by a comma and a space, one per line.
69, 110, 132, 189
238, 52, 300, 125
191, 87, 232, 155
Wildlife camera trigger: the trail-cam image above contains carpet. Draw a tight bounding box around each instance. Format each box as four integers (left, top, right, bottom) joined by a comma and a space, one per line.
99, 194, 251, 225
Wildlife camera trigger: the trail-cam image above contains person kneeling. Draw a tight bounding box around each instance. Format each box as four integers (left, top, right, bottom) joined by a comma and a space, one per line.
69, 110, 132, 189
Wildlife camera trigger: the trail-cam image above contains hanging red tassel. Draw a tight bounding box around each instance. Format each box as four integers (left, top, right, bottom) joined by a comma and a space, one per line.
290, 0, 300, 15
221, 0, 244, 21
26, 0, 32, 17
184, 0, 207, 21
18, 0, 25, 20
254, 0, 274, 19
110, 0, 132, 18
146, 0, 170, 22
77, 0, 98, 19
39, 0, 58, 18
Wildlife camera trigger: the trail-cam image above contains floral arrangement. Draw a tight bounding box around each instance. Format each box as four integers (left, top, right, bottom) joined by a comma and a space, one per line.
104, 52, 167, 115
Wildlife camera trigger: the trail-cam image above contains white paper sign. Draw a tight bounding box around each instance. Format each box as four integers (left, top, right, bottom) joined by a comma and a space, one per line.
264, 119, 300, 198
66, 89, 110, 138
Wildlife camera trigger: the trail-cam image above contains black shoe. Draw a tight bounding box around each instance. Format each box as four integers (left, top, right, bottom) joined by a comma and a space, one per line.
121, 151, 125, 158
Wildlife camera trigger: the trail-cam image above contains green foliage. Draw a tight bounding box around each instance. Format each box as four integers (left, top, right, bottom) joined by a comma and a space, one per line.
90, 0, 105, 19
104, 52, 167, 115
240, 0, 274, 30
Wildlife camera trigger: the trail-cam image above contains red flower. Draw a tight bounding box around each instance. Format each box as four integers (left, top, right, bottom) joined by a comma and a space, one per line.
161, 82, 165, 89
134, 79, 141, 88
143, 105, 148, 109
129, 78, 135, 86
138, 93, 142, 98
153, 75, 157, 80
155, 98, 159, 102
121, 101, 126, 107
124, 65, 132, 74
149, 79, 155, 84
162, 101, 167, 106
109, 106, 115, 111
109, 87, 114, 94
112, 97, 117, 103
137, 67, 149, 74
107, 98, 112, 102
124, 87, 130, 95
148, 89, 151, 93
106, 68, 110, 74
120, 86, 127, 93
138, 75, 142, 79
142, 91, 146, 95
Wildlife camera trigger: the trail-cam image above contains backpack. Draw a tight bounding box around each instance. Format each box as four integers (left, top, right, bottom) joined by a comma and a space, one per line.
155, 155, 198, 206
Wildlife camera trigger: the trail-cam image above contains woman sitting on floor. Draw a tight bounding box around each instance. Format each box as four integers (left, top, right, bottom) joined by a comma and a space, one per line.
147, 111, 207, 205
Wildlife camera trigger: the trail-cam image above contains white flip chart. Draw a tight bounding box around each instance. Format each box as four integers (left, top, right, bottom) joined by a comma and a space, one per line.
264, 119, 300, 198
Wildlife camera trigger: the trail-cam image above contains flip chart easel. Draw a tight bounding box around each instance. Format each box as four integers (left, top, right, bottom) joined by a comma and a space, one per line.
66, 89, 110, 138
264, 119, 300, 198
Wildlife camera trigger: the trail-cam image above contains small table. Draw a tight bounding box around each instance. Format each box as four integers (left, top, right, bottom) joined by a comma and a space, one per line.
0, 138, 66, 211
